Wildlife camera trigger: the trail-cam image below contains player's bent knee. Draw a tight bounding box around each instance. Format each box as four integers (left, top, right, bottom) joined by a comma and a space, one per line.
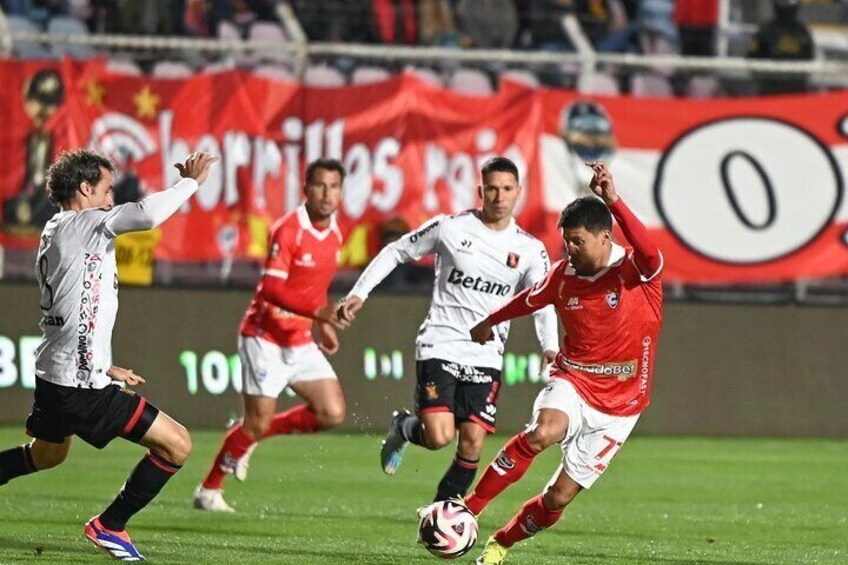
543, 481, 580, 511
34, 451, 66, 470
242, 416, 272, 440
162, 426, 192, 465
316, 404, 346, 428
524, 425, 563, 452
425, 429, 455, 450
457, 436, 485, 459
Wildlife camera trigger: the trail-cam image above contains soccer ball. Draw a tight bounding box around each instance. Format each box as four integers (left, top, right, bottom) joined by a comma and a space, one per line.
418, 500, 478, 559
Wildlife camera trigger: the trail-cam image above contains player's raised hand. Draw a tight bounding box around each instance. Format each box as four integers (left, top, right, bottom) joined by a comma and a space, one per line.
586, 161, 619, 205
107, 365, 146, 386
316, 320, 340, 355
316, 303, 349, 330
470, 319, 495, 344
337, 296, 364, 325
175, 152, 219, 185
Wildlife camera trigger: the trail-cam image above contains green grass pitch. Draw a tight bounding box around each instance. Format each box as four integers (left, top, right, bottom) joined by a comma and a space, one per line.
0, 428, 845, 564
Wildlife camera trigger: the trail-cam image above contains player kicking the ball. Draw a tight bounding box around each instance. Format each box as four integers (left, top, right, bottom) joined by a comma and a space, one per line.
467, 162, 664, 565
338, 157, 558, 504
0, 149, 217, 561
195, 159, 349, 512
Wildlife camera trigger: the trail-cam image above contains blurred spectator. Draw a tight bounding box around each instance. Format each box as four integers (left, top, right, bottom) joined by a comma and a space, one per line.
418, 0, 463, 47
638, 0, 678, 54
527, 0, 637, 53
747, 0, 814, 94
183, 0, 210, 36
117, 0, 179, 35
372, 0, 416, 45
455, 0, 519, 48
4, 0, 69, 24
88, 0, 120, 33
290, 0, 377, 42
526, 0, 574, 51
675, 0, 718, 56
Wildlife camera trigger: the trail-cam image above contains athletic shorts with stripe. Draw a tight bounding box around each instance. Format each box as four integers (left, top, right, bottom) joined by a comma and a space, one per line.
25, 377, 159, 449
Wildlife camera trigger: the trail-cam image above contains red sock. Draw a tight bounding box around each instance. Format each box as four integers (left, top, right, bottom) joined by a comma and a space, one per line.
494, 495, 563, 548
465, 432, 537, 516
202, 425, 254, 489
264, 405, 320, 437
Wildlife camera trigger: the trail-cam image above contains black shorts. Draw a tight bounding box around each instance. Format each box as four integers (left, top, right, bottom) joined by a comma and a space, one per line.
25, 378, 159, 449
415, 359, 502, 433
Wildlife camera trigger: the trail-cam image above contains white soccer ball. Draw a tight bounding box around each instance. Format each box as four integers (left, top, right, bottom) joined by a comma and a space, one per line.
418, 500, 478, 559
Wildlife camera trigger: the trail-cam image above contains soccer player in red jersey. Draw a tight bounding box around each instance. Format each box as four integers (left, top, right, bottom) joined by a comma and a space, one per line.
466, 162, 664, 565
194, 159, 349, 512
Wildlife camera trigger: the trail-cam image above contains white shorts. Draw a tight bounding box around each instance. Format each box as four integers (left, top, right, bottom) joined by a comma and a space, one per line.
532, 378, 639, 489
238, 336, 337, 399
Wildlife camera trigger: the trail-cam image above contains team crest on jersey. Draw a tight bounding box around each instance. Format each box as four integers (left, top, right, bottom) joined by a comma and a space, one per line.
506, 252, 520, 268
425, 383, 438, 400
270, 242, 280, 258
606, 290, 621, 309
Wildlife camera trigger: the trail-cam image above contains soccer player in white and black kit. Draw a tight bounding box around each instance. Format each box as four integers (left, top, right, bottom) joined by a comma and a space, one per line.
338, 157, 559, 503
0, 149, 217, 561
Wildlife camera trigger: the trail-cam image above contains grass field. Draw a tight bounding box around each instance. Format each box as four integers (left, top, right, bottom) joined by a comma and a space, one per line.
0, 428, 845, 565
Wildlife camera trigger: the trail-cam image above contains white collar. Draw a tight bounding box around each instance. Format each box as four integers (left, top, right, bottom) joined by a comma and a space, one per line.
472, 209, 516, 234
565, 242, 626, 281
296, 204, 340, 241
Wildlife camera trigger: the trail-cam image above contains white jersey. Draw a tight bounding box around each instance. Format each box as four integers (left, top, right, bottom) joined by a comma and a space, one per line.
349, 210, 559, 369
35, 178, 198, 389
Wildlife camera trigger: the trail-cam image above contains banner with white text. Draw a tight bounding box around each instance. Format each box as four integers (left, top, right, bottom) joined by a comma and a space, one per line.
1, 59, 847, 283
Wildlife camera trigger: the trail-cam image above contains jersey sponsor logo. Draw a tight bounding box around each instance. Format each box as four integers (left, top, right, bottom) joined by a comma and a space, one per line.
558, 356, 637, 380
294, 252, 316, 267
439, 361, 494, 384
409, 220, 439, 243
606, 290, 621, 309
457, 239, 473, 254
479, 403, 497, 423
41, 315, 65, 327
447, 268, 511, 296
76, 252, 103, 384
565, 296, 581, 310
506, 252, 520, 268
640, 337, 652, 395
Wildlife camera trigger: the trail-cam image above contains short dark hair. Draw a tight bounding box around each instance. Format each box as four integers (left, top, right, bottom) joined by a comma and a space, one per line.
480, 156, 519, 184
305, 158, 346, 184
558, 197, 612, 233
46, 149, 114, 206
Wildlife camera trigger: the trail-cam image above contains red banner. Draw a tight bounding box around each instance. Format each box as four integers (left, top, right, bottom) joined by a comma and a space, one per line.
2, 59, 847, 283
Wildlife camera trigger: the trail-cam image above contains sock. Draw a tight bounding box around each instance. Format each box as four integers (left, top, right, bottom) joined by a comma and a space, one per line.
435, 453, 479, 501
0, 445, 37, 486
202, 424, 254, 489
264, 405, 321, 437
494, 494, 563, 548
99, 451, 182, 532
465, 432, 538, 516
400, 415, 425, 447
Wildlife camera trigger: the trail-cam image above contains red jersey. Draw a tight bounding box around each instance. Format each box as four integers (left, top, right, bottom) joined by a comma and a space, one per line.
487, 199, 663, 417
240, 205, 343, 347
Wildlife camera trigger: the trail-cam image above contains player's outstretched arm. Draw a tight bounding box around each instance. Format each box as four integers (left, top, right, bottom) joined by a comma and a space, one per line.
341, 215, 444, 325
103, 152, 218, 236
470, 267, 561, 344
260, 277, 349, 329
587, 162, 662, 278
